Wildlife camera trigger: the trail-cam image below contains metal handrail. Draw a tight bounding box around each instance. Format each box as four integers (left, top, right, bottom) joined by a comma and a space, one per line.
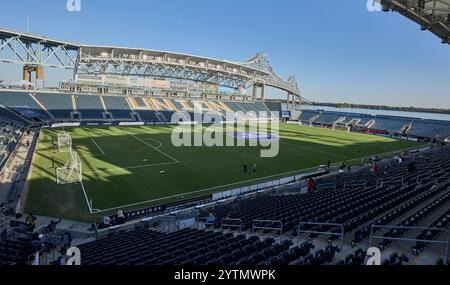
369, 224, 450, 265
252, 220, 283, 241
297, 222, 345, 250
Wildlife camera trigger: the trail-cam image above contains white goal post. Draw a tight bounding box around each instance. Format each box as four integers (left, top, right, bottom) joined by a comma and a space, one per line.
56, 151, 82, 185
57, 132, 72, 153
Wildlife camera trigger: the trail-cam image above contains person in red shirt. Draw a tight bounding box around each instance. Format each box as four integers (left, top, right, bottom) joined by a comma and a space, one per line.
373, 162, 380, 175
307, 178, 315, 192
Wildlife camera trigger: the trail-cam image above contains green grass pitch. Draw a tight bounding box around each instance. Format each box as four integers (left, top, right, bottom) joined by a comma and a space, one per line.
24, 124, 426, 222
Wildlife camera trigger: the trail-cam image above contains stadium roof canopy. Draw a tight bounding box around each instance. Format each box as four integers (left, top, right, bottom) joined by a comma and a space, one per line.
381, 0, 450, 44
0, 27, 303, 98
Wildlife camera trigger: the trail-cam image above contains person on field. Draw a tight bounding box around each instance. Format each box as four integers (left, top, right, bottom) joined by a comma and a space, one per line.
252, 163, 257, 174
243, 163, 248, 174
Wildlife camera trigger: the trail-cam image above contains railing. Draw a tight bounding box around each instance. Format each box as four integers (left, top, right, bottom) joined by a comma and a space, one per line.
252, 220, 283, 241
369, 225, 450, 265
296, 222, 345, 250
221, 219, 243, 232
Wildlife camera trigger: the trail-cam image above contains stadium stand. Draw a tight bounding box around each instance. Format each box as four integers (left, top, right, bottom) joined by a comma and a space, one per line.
371, 116, 414, 134
1, 90, 449, 140
408, 119, 450, 138
315, 111, 344, 125
297, 110, 321, 123
74, 95, 105, 120
0, 105, 29, 124
298, 109, 450, 139
0, 91, 50, 121
102, 96, 133, 120
34, 93, 73, 119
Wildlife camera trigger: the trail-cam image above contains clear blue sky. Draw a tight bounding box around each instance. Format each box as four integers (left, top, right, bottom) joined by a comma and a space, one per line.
0, 0, 449, 108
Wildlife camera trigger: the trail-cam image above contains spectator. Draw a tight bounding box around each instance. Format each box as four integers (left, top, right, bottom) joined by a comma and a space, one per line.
100, 216, 112, 228
61, 231, 72, 250
373, 162, 380, 175
205, 212, 216, 228
26, 213, 37, 232
44, 218, 62, 233
60, 255, 69, 266
327, 160, 331, 169
307, 178, 315, 192
117, 210, 126, 224
228, 200, 240, 217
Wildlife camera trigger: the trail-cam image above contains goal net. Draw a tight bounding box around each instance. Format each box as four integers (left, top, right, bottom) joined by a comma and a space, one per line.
57, 133, 72, 153
56, 151, 82, 185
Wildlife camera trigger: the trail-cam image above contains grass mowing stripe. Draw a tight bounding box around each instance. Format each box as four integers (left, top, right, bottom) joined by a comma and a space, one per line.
280, 140, 352, 160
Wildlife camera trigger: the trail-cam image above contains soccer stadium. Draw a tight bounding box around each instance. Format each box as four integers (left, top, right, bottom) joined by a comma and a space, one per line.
0, 0, 449, 270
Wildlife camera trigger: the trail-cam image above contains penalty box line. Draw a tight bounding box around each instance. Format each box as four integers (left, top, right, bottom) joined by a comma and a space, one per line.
83, 161, 179, 175
90, 137, 106, 156
132, 135, 180, 164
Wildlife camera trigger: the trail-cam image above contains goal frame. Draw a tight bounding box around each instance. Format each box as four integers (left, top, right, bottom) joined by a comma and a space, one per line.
56, 151, 82, 185
57, 133, 72, 153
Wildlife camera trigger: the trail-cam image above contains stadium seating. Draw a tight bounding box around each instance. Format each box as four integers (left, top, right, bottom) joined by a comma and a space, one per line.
0, 91, 51, 121
408, 119, 450, 138
315, 112, 344, 125
298, 110, 321, 122
0, 106, 29, 124
0, 239, 35, 265
74, 95, 105, 120
34, 93, 73, 119
371, 116, 413, 133
65, 227, 338, 265
102, 96, 133, 120
201, 145, 450, 257
0, 120, 23, 171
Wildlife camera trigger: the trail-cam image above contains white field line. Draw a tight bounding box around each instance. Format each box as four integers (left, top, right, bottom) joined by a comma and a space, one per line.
90, 138, 106, 156
83, 161, 179, 175
79, 180, 94, 214
132, 135, 180, 163
142, 138, 163, 149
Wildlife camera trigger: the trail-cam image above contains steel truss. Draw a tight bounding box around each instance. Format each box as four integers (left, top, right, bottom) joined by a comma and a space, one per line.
0, 28, 79, 68
381, 0, 450, 44
0, 28, 306, 101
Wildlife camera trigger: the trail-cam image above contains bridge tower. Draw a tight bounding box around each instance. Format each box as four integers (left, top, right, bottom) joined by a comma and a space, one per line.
23, 65, 44, 85
252, 83, 266, 101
